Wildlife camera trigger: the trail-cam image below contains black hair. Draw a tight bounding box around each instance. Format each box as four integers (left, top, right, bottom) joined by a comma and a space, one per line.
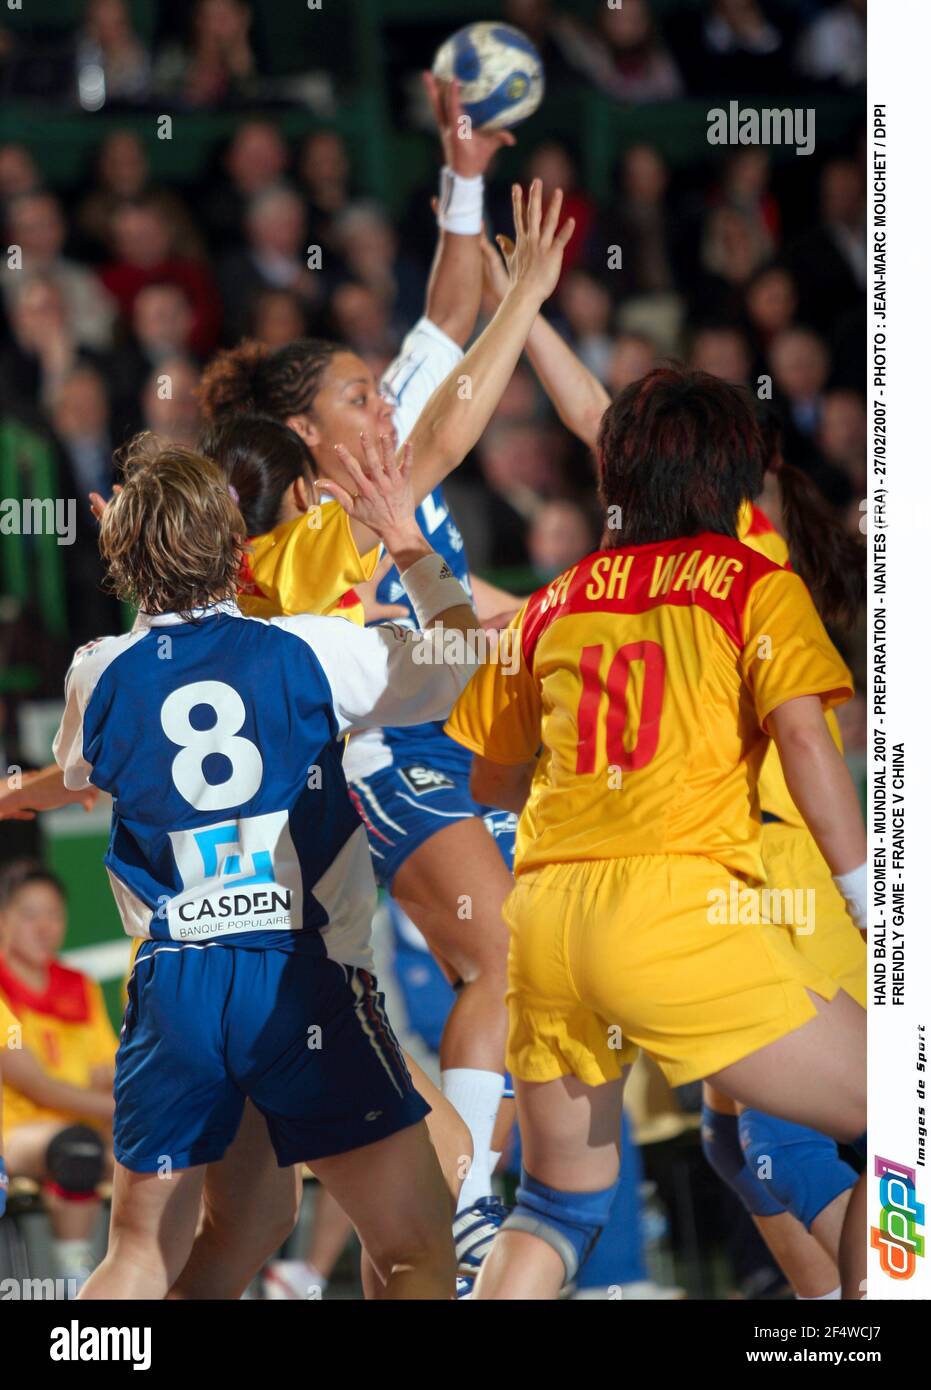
596, 366, 764, 546
198, 414, 315, 536
0, 859, 66, 911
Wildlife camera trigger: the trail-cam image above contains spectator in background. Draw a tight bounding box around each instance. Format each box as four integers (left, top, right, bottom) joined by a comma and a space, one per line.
796, 0, 867, 88
297, 130, 354, 250
1, 192, 117, 351
248, 288, 308, 349
671, 0, 793, 96
528, 499, 598, 584
689, 324, 753, 387
47, 366, 120, 643
100, 197, 221, 355
155, 0, 257, 109
692, 204, 770, 323
744, 264, 798, 358
139, 355, 201, 447
75, 130, 204, 263
0, 143, 41, 209
714, 149, 780, 254
556, 0, 683, 103
788, 159, 867, 334
596, 144, 678, 300
524, 143, 596, 281
556, 269, 615, 383
605, 331, 657, 395
107, 281, 195, 438
0, 277, 101, 421
75, 0, 152, 107
477, 420, 565, 566
769, 325, 830, 440
202, 120, 290, 252
218, 185, 323, 344
328, 281, 396, 360
817, 389, 867, 497
331, 201, 424, 338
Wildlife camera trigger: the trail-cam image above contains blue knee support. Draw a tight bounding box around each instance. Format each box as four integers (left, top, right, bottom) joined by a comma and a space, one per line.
738, 1110, 858, 1230
0, 1154, 7, 1219
505, 1168, 618, 1283
701, 1105, 784, 1217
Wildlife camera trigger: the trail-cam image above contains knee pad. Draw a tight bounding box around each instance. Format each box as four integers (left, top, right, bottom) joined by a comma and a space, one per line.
504, 1168, 618, 1284
701, 1105, 784, 1218
45, 1125, 105, 1199
738, 1109, 858, 1230
0, 1154, 8, 1219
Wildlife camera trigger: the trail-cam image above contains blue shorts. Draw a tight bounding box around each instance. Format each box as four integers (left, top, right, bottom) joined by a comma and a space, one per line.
349, 756, 517, 888
114, 939, 428, 1173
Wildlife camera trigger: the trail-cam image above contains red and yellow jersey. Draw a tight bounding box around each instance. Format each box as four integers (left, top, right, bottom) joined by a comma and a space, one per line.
446, 531, 853, 881
0, 957, 117, 1132
236, 499, 379, 625
736, 502, 845, 827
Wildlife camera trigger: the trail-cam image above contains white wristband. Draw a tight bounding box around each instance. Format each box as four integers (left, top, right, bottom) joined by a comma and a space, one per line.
437, 166, 484, 235
400, 552, 472, 629
833, 861, 868, 931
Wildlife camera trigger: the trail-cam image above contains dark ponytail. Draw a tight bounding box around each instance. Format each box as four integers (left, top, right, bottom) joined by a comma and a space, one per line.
757, 408, 865, 629
198, 414, 314, 537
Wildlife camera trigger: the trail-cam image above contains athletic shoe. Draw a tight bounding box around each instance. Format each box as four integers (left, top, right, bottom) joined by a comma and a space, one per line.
453, 1194, 509, 1276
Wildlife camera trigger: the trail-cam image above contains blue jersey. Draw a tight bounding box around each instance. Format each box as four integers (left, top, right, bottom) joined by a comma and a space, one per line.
344, 317, 475, 783
53, 599, 478, 967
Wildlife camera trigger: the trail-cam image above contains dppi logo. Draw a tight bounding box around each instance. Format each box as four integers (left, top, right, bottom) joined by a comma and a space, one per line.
871, 1155, 925, 1279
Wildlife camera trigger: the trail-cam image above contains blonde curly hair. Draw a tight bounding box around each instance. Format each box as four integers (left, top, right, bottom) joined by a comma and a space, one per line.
99, 433, 245, 619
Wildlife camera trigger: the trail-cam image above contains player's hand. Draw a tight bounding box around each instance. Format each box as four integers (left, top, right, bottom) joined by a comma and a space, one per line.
424, 71, 516, 179
319, 432, 423, 553
354, 554, 409, 624
0, 775, 99, 821
480, 232, 514, 306
89, 485, 122, 524
509, 180, 575, 304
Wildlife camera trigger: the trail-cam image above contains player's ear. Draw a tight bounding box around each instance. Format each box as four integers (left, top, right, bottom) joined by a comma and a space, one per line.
291, 476, 311, 513
285, 414, 321, 451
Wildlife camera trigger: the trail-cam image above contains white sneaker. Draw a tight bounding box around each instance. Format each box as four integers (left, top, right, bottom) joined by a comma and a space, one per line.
262, 1261, 325, 1300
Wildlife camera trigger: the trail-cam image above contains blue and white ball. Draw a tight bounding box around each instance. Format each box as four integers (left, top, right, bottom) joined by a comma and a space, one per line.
432, 22, 544, 132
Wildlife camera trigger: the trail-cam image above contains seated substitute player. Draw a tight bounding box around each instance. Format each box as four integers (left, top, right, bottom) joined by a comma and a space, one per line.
483, 233, 869, 1299
445, 367, 868, 1300
59, 428, 485, 1301
0, 860, 117, 1283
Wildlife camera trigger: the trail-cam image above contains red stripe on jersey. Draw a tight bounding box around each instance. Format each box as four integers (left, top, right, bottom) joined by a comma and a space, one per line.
0, 958, 94, 1024
520, 532, 783, 668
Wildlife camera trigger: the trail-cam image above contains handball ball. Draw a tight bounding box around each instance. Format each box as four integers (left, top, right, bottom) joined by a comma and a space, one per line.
432, 22, 544, 131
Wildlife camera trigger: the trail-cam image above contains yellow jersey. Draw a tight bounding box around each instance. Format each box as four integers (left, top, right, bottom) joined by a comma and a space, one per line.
446, 531, 852, 882
0, 957, 117, 1132
736, 503, 845, 827
236, 500, 379, 624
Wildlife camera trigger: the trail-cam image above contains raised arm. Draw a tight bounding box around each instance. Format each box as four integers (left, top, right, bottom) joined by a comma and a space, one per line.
769, 695, 868, 936
482, 233, 609, 449
406, 181, 575, 500
422, 74, 515, 348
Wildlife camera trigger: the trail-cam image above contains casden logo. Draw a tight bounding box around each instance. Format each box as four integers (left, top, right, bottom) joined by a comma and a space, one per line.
871, 1155, 925, 1278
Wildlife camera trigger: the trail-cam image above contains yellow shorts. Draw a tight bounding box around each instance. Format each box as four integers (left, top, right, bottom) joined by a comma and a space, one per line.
760, 822, 866, 1008
504, 855, 839, 1090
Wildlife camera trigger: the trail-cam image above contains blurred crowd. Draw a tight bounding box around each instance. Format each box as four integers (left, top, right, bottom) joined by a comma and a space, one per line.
0, 0, 867, 748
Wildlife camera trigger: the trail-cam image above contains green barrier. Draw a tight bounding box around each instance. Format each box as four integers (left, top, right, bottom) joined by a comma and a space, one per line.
0, 419, 67, 637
